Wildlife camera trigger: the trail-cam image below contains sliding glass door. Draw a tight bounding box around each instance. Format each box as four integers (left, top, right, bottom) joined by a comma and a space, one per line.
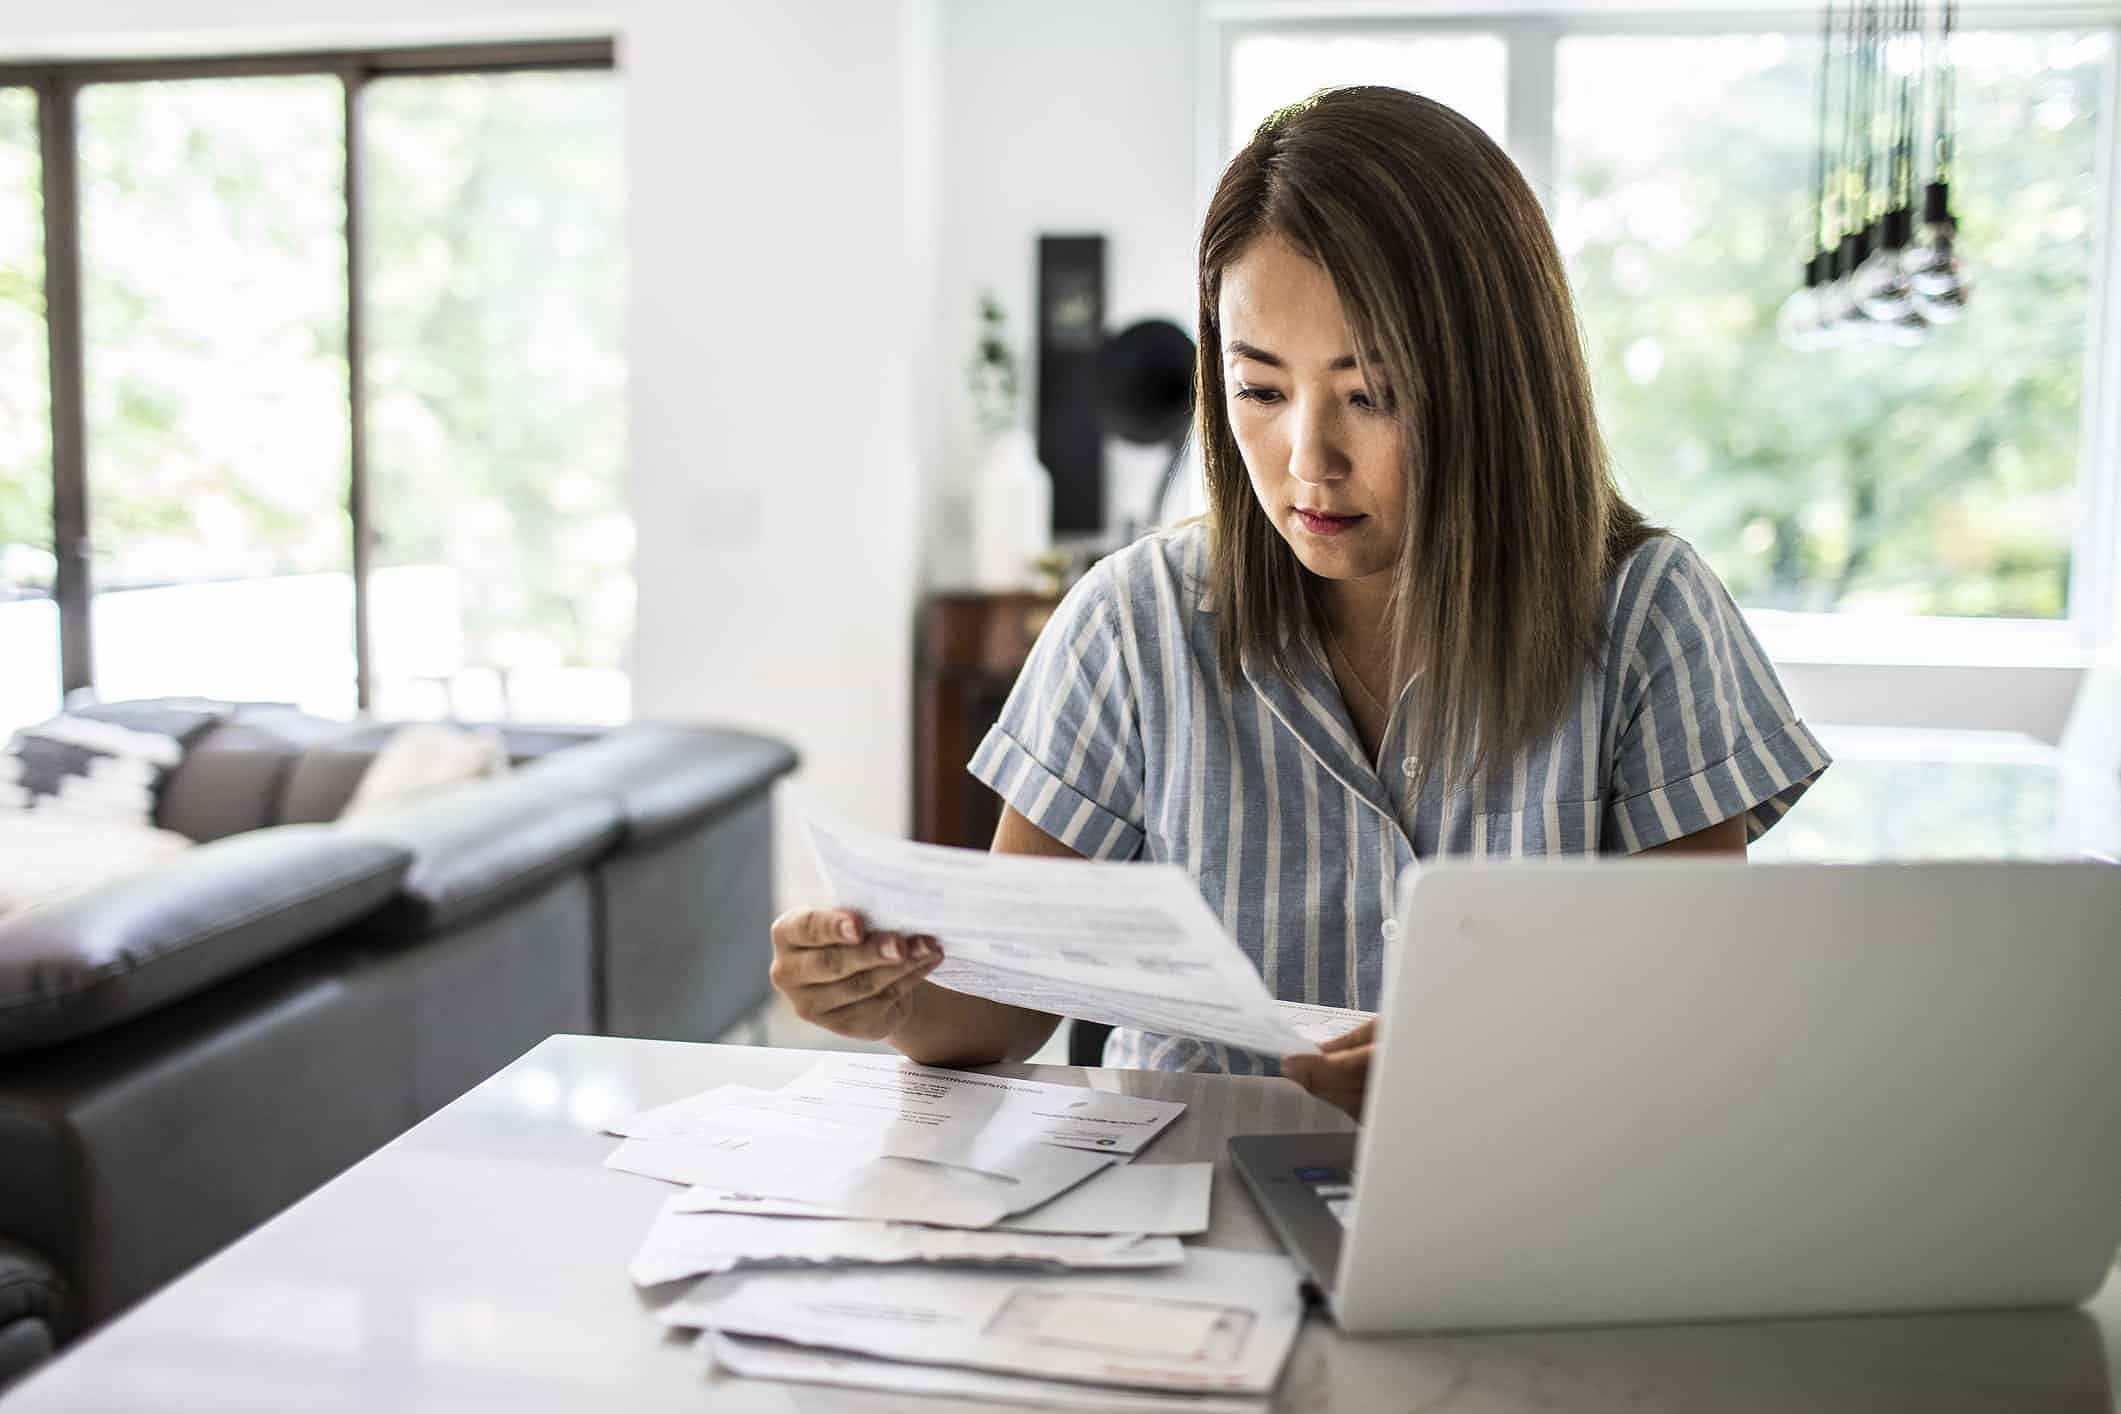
78, 76, 355, 712
0, 41, 626, 733
0, 86, 57, 734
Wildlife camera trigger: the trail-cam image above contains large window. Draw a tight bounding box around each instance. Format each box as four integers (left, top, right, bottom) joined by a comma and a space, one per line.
1216, 13, 2118, 655
0, 87, 57, 733
79, 77, 354, 711
0, 41, 626, 734
364, 70, 628, 723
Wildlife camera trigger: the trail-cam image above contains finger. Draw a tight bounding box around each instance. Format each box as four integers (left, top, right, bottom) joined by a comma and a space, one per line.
816, 958, 940, 1034
802, 952, 940, 1015
773, 908, 868, 949
1319, 1018, 1375, 1054
1282, 1051, 1364, 1084
787, 931, 931, 987
1283, 1047, 1372, 1107
835, 949, 940, 1003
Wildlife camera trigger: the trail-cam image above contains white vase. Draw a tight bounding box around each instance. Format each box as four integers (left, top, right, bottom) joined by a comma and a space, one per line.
971, 426, 1052, 590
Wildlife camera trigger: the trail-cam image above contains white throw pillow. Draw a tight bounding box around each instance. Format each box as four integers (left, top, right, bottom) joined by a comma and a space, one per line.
339, 723, 510, 819
0, 814, 194, 921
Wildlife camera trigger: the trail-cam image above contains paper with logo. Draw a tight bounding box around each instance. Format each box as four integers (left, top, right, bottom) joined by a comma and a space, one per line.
629, 1200, 1181, 1286
660, 1245, 1304, 1395
804, 812, 1317, 1058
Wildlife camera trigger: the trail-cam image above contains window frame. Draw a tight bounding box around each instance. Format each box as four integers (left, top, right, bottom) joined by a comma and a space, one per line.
0, 38, 616, 711
1204, 3, 2121, 670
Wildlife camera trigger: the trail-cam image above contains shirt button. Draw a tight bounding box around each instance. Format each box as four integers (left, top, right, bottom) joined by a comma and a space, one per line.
1400, 756, 1419, 779
1381, 918, 1400, 942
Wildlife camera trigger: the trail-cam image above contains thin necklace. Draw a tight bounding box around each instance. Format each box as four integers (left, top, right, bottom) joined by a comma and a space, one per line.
1324, 629, 1388, 715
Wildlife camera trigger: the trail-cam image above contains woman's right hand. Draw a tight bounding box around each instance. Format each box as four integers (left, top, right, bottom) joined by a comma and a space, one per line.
768, 907, 944, 1042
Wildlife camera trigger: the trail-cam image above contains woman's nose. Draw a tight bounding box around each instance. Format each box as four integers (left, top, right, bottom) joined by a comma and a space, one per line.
1287, 405, 1349, 487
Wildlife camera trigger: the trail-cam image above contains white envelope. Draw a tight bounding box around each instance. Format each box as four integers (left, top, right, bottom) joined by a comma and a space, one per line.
778, 1054, 1188, 1156
660, 1246, 1304, 1395
630, 1202, 1181, 1287
608, 1080, 1137, 1189
605, 1132, 1114, 1228
675, 1160, 1213, 1237
703, 1328, 1270, 1413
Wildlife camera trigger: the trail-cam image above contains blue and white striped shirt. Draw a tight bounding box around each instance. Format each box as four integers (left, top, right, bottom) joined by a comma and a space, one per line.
969, 522, 1830, 1073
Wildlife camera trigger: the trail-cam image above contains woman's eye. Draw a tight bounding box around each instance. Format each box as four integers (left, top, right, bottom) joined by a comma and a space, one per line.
1352, 388, 1395, 413
1232, 384, 1283, 406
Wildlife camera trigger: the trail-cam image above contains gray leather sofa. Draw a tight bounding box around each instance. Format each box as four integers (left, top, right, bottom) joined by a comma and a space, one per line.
0, 704, 796, 1382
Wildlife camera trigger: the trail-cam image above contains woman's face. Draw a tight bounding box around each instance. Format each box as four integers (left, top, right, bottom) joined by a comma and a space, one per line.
1218, 232, 1406, 601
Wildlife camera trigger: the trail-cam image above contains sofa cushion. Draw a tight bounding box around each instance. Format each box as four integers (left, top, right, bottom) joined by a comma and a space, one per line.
276, 728, 394, 826
0, 826, 412, 1055
157, 707, 342, 843
0, 699, 226, 828
340, 723, 509, 818
521, 723, 799, 846
278, 722, 595, 825
338, 774, 621, 934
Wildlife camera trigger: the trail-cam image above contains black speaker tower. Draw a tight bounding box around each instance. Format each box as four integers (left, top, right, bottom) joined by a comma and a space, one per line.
1036, 235, 1105, 535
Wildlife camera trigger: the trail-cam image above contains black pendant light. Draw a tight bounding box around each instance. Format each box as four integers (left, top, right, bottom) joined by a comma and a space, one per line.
1786, 0, 1968, 349
1778, 1, 1839, 346
1907, 0, 1969, 319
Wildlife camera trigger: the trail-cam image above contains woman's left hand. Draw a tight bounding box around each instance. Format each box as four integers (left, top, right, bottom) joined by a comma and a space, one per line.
1280, 1018, 1375, 1120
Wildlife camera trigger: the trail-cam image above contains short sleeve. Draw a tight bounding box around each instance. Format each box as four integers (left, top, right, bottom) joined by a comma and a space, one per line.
967, 563, 1147, 860
1606, 541, 1831, 850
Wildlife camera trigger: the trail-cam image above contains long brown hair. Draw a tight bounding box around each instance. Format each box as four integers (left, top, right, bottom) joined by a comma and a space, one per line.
1199, 86, 1656, 788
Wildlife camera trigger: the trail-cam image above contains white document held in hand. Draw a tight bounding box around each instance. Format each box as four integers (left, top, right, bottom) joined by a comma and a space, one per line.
630, 1201, 1182, 1287
677, 1159, 1214, 1237
662, 1245, 1303, 1395
805, 812, 1317, 1058
1273, 1000, 1374, 1048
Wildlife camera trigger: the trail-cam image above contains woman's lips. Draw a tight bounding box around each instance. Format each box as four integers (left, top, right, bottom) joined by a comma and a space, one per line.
1295, 509, 1365, 537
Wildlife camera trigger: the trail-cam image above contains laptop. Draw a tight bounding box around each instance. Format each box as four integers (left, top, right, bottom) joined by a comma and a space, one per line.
1230, 858, 2121, 1334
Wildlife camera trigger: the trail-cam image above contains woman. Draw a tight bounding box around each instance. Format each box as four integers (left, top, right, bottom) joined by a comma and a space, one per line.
769, 87, 1829, 1118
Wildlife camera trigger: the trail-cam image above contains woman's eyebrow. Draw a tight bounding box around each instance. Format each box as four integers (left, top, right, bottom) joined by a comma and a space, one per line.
1225, 340, 1361, 372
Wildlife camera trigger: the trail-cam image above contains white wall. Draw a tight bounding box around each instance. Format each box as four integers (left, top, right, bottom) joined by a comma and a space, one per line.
4, 0, 931, 908
928, 0, 1201, 583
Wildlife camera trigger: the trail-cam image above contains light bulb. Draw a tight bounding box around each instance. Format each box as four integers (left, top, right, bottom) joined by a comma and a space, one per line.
1856, 208, 1918, 320
1876, 307, 1931, 346
1902, 180, 1962, 297
1779, 253, 1837, 350
1829, 231, 1876, 335
1914, 279, 1969, 324
1777, 286, 1819, 346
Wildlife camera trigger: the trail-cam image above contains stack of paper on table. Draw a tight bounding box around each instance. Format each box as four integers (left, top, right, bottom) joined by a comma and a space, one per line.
600, 1053, 1302, 1408
670, 1246, 1303, 1412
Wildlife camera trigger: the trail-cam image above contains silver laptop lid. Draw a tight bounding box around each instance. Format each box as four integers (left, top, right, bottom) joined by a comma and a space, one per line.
1333, 859, 2121, 1334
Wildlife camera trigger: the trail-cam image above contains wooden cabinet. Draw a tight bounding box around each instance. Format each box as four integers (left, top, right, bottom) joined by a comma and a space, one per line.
912, 591, 1057, 847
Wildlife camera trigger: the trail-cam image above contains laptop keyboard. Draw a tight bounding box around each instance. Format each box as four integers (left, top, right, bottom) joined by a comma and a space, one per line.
1293, 1165, 1355, 1226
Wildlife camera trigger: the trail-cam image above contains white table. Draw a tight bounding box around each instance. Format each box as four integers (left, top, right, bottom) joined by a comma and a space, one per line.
6, 1035, 2118, 1412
